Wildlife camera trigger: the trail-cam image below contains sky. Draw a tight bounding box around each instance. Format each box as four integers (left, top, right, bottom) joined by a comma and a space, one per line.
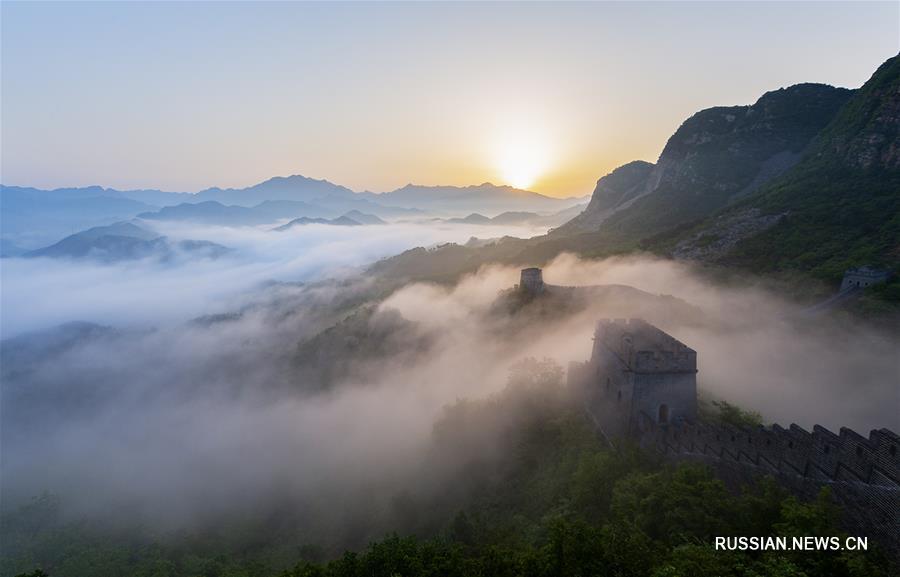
2, 1, 898, 197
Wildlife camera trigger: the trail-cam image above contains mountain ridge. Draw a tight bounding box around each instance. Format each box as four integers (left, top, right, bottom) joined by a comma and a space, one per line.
554, 82, 854, 239
669, 54, 900, 280
25, 222, 230, 262
367, 55, 900, 313
2, 178, 580, 246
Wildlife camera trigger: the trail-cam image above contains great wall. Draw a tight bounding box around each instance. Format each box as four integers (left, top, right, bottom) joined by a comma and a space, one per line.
514, 269, 899, 556
631, 414, 899, 557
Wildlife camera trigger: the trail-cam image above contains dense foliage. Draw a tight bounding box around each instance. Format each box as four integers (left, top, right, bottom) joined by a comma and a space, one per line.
3, 359, 893, 577
693, 56, 900, 287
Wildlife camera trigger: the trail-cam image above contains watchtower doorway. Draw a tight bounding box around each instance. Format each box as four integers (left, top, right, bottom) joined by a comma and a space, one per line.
658, 404, 669, 424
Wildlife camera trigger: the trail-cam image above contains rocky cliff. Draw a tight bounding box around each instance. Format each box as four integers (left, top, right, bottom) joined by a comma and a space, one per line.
674, 54, 900, 278
557, 161, 654, 233
555, 83, 853, 238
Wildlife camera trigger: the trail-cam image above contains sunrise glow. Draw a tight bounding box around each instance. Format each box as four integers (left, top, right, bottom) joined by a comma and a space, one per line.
495, 134, 550, 190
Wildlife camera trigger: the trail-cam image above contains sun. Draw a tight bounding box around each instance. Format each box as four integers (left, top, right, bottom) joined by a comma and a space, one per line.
495, 135, 549, 190
499, 156, 539, 189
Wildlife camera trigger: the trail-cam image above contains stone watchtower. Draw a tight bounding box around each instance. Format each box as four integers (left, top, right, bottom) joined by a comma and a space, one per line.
567, 319, 900, 559
519, 267, 545, 295
569, 319, 697, 436
840, 266, 891, 291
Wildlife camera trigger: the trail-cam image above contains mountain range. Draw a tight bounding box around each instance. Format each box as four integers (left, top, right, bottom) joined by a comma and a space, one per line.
5, 53, 897, 309
1, 177, 585, 249
370, 54, 900, 308
670, 55, 900, 280
442, 203, 587, 228
554, 82, 854, 241
358, 183, 584, 214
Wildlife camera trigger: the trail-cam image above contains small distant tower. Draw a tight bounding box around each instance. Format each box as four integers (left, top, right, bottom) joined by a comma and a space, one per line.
840, 266, 891, 291
520, 267, 545, 295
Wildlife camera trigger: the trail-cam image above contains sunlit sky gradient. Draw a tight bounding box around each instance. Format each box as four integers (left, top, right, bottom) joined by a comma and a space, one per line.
2, 2, 898, 197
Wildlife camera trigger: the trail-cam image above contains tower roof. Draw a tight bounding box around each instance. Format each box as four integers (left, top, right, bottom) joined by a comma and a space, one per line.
595, 318, 696, 373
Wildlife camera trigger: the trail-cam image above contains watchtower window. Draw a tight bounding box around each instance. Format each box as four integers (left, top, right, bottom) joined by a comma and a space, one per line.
658, 404, 669, 424
856, 446, 863, 457
617, 390, 622, 402
606, 377, 611, 390
890, 445, 897, 457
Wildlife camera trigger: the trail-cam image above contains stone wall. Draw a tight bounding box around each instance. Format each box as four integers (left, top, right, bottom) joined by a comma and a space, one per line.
840, 266, 891, 291
519, 267, 545, 295
570, 318, 698, 435
631, 413, 900, 557
569, 317, 899, 558
594, 318, 697, 374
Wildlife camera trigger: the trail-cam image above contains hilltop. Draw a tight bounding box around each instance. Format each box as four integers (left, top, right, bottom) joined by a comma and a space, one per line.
370, 55, 900, 315
554, 82, 854, 242
668, 55, 900, 281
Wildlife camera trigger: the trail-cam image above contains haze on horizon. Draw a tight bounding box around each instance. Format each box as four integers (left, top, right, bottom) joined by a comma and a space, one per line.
1, 1, 897, 197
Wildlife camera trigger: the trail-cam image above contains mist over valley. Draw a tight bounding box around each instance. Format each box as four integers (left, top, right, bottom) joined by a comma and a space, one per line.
1, 4, 898, 574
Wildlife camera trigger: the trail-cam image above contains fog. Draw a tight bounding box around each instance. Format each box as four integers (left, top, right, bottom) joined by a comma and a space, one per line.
0, 219, 547, 338
1, 229, 898, 547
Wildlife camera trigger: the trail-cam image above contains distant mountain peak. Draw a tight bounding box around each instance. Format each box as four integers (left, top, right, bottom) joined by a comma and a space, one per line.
261, 174, 323, 185
23, 220, 229, 262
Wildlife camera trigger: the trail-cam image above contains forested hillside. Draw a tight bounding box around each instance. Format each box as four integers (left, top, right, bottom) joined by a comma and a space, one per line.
4, 361, 894, 577
555, 84, 853, 239
673, 55, 900, 283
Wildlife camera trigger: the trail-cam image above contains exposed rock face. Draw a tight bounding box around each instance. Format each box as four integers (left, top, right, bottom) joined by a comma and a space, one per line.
557, 161, 654, 234
672, 208, 788, 262
554, 84, 853, 240
682, 55, 900, 275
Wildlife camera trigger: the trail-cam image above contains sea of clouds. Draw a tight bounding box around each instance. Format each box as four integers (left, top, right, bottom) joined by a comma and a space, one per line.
1, 222, 897, 547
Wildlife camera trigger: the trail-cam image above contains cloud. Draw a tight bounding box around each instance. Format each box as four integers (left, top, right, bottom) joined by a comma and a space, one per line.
0, 220, 546, 338
1, 247, 897, 549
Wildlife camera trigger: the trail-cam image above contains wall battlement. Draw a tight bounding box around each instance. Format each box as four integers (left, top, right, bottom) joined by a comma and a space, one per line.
632, 350, 697, 373
633, 414, 900, 557
519, 267, 545, 295
569, 318, 899, 557
634, 414, 899, 487
594, 318, 696, 373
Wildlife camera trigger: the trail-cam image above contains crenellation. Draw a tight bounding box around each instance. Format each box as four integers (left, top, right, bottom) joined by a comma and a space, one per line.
869, 429, 900, 486
569, 317, 899, 557
633, 416, 898, 487
633, 350, 697, 373
812, 424, 841, 476
519, 267, 545, 295
837, 427, 874, 482
839, 266, 891, 291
